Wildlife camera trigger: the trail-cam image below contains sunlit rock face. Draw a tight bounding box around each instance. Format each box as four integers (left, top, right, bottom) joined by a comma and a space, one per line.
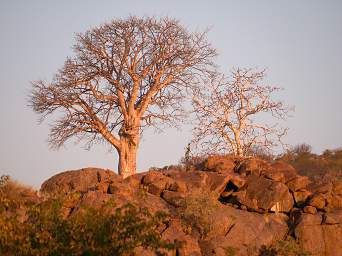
38, 156, 342, 256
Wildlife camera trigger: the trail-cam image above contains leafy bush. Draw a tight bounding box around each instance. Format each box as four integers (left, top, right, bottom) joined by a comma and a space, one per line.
0, 187, 175, 255
178, 191, 220, 238
258, 237, 311, 256
278, 146, 342, 178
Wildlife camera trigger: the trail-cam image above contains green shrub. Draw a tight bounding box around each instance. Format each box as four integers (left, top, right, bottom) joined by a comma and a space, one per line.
258, 237, 311, 256
178, 191, 220, 238
278, 146, 342, 178
0, 193, 175, 255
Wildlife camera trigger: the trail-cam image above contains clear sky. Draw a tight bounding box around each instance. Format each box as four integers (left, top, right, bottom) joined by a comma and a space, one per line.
0, 0, 341, 187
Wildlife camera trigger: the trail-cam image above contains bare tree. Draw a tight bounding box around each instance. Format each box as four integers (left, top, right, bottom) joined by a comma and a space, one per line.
192, 68, 292, 157
29, 16, 216, 177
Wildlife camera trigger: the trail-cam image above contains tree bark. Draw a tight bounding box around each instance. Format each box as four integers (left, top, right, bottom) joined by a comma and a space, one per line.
234, 131, 244, 157
118, 126, 139, 178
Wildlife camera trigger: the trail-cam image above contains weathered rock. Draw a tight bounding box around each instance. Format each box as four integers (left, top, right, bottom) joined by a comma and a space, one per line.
38, 159, 341, 256
308, 193, 326, 209
205, 172, 232, 198
303, 205, 317, 214
324, 209, 342, 224
142, 171, 175, 196
286, 175, 311, 192
202, 155, 236, 174
297, 213, 322, 226
263, 170, 285, 183
199, 206, 288, 256
165, 170, 231, 199
220, 190, 233, 198
162, 219, 202, 256
293, 189, 312, 206
168, 179, 187, 193
325, 178, 342, 211
234, 175, 294, 212
77, 190, 115, 208
295, 213, 342, 256
229, 174, 246, 189
333, 178, 342, 194
237, 158, 271, 176
40, 168, 119, 194
270, 161, 298, 183
326, 194, 342, 211
162, 190, 185, 207
307, 181, 333, 194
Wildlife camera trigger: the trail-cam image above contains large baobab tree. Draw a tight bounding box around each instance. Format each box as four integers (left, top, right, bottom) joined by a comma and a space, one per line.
30, 16, 216, 178
192, 68, 292, 157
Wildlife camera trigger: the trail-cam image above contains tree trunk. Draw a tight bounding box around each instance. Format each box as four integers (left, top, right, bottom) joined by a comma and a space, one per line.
118, 131, 139, 178
234, 131, 244, 157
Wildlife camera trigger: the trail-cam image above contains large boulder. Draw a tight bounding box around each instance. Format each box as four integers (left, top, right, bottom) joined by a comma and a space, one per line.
269, 161, 298, 183
295, 213, 342, 256
163, 170, 232, 199
199, 206, 289, 256
40, 168, 119, 194
232, 175, 294, 213
286, 175, 311, 192
162, 219, 202, 256
201, 155, 237, 174
237, 158, 271, 176
141, 171, 177, 196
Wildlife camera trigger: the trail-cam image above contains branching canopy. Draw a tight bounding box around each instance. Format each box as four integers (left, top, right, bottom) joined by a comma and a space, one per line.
192, 68, 293, 156
30, 16, 216, 152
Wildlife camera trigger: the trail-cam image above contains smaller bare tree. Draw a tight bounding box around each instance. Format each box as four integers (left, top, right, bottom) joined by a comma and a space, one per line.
192, 68, 293, 157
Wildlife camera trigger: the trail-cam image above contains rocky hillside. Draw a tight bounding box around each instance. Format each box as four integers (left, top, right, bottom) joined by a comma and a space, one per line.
37, 156, 342, 256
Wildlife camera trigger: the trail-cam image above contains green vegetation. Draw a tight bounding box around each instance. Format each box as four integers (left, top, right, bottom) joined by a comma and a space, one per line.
224, 246, 239, 256
258, 237, 311, 256
178, 191, 221, 238
278, 144, 342, 178
0, 176, 175, 256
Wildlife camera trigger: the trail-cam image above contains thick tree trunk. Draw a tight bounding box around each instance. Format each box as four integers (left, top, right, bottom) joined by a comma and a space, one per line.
117, 129, 139, 178
234, 131, 244, 157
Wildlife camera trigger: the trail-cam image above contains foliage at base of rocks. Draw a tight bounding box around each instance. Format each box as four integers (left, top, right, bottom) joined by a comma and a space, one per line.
258, 237, 311, 256
178, 191, 221, 238
0, 175, 37, 211
0, 178, 176, 256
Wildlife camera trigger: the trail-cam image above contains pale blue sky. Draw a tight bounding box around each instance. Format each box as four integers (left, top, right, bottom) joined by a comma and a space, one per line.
0, 0, 341, 187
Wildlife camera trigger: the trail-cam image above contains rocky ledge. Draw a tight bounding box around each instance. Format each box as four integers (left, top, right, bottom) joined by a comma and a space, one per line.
40, 156, 342, 256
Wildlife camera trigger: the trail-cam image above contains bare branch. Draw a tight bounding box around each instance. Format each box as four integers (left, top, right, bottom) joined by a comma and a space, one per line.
29, 16, 216, 176
192, 68, 293, 157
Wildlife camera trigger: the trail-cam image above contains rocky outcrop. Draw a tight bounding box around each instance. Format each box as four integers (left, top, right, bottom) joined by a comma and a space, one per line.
295, 212, 342, 256
39, 157, 342, 256
40, 168, 119, 194
228, 175, 294, 213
